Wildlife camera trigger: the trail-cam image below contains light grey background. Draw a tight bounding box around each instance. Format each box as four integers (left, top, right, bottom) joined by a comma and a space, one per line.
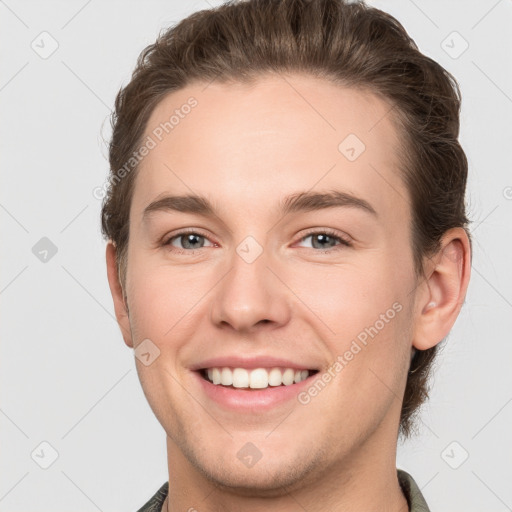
1, 0, 511, 510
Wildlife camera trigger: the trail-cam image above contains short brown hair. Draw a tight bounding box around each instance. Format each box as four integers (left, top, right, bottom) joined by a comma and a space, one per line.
101, 0, 472, 438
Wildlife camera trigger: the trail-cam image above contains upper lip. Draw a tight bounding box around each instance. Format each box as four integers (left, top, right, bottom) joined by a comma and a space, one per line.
190, 356, 319, 371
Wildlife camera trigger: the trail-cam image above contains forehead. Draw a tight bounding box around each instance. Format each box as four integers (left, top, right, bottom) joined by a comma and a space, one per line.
132, 73, 409, 227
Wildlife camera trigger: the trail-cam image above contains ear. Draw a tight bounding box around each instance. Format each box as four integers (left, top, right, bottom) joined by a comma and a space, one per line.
105, 241, 134, 348
412, 227, 472, 351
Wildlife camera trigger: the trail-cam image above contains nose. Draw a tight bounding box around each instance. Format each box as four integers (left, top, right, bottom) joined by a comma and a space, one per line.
209, 244, 292, 334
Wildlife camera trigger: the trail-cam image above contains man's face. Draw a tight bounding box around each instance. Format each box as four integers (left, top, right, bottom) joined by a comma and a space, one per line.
120, 74, 419, 490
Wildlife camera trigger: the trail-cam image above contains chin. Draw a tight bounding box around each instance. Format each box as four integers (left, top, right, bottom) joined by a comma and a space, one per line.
183, 441, 327, 497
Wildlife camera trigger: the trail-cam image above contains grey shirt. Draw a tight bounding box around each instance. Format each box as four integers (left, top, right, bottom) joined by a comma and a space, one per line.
135, 469, 430, 511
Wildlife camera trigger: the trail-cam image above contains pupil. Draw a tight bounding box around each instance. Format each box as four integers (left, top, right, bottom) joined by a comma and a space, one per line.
184, 234, 202, 249
314, 234, 333, 249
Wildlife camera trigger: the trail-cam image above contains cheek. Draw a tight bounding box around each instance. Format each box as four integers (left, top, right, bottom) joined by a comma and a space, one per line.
126, 258, 211, 342
285, 258, 403, 339
288, 256, 412, 390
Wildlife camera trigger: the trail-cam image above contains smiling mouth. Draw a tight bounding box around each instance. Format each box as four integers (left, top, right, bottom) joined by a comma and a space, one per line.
199, 367, 319, 389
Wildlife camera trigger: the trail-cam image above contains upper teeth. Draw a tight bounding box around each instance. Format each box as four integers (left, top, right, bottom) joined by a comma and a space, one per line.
205, 367, 310, 389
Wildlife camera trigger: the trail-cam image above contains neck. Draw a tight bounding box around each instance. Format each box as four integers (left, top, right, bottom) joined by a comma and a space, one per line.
163, 415, 409, 512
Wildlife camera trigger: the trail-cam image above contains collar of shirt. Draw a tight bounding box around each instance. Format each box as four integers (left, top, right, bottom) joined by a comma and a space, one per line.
135, 468, 431, 512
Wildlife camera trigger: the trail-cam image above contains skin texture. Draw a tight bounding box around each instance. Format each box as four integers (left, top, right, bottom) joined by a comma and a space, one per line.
106, 73, 471, 511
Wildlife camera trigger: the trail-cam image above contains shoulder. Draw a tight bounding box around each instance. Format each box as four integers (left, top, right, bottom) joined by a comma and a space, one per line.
397, 469, 431, 512
134, 481, 169, 512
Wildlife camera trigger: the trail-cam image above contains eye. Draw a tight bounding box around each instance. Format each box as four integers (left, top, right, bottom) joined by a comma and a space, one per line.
163, 230, 215, 253
162, 228, 352, 254
295, 229, 352, 251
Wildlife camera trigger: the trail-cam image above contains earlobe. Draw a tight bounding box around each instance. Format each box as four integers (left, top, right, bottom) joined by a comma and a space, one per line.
105, 241, 134, 348
412, 228, 471, 351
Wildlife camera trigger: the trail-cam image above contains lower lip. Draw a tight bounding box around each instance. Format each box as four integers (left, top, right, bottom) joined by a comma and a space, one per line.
192, 371, 315, 412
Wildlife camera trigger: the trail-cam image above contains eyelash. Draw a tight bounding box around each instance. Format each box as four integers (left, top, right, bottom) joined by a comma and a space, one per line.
162, 228, 352, 254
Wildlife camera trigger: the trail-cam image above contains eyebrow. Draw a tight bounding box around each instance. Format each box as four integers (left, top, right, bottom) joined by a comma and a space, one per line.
142, 190, 378, 221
